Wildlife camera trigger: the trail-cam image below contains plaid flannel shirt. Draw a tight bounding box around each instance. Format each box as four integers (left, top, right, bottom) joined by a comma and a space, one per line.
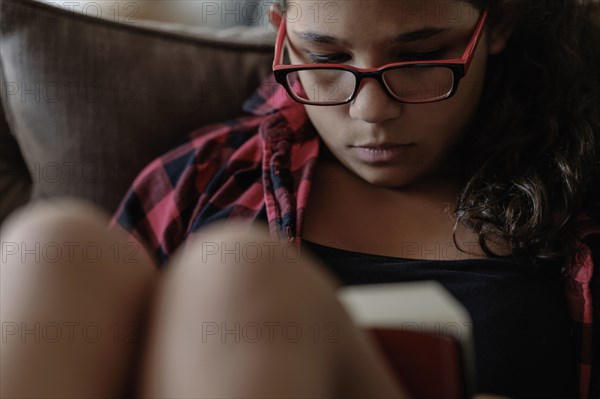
111, 73, 600, 399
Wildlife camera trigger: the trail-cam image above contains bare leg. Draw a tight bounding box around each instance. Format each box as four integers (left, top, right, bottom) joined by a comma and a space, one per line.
1, 198, 157, 398
139, 221, 410, 399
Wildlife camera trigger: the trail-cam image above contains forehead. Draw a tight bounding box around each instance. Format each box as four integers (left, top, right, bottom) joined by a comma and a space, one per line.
286, 0, 477, 32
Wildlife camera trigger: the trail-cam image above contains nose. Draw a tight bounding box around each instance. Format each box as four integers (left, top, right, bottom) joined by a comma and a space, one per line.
348, 77, 403, 124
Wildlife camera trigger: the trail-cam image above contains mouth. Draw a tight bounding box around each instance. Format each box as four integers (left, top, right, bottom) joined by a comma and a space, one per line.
352, 143, 414, 149
350, 143, 417, 163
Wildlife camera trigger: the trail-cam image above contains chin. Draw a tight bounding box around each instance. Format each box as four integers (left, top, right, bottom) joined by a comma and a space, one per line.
357, 165, 422, 189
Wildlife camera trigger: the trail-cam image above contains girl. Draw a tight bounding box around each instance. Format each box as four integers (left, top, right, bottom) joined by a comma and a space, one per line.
2, 0, 599, 398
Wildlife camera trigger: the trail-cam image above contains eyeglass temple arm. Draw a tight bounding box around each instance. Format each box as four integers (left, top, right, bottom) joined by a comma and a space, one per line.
463, 9, 489, 71
273, 13, 287, 69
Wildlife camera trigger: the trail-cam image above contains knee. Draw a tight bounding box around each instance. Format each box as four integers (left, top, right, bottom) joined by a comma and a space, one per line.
2, 197, 154, 268
1, 197, 156, 308
2, 197, 111, 245
170, 220, 289, 273
170, 220, 339, 289
159, 220, 342, 318
2, 197, 109, 274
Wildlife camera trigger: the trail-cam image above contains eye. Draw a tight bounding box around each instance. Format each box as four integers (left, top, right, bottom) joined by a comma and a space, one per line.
303, 48, 448, 64
304, 52, 349, 64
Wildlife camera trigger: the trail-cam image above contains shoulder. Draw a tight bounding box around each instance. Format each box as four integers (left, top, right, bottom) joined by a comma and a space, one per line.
158, 115, 264, 179
124, 114, 264, 209
110, 114, 265, 264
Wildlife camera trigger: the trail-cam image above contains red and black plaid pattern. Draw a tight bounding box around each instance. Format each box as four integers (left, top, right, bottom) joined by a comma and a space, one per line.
111, 73, 600, 399
111, 73, 320, 263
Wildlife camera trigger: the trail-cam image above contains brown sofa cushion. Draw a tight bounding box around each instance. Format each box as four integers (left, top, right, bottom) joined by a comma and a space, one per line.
0, 0, 275, 215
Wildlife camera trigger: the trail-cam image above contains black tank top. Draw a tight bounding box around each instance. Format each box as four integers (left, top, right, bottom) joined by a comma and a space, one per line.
301, 239, 577, 398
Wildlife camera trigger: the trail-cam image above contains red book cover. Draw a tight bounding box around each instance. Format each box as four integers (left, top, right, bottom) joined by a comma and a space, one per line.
338, 281, 476, 399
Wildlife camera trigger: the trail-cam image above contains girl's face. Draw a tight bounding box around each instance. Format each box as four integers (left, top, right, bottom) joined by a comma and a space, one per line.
271, 0, 508, 188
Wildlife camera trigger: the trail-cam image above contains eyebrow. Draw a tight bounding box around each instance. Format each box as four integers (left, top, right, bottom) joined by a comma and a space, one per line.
394, 27, 452, 42
294, 27, 452, 47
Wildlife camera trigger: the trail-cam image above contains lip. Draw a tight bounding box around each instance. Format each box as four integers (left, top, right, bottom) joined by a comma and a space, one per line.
354, 142, 405, 148
350, 143, 416, 163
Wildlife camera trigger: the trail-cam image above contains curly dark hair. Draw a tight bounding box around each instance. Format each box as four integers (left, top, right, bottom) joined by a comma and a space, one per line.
279, 0, 600, 265
453, 0, 600, 265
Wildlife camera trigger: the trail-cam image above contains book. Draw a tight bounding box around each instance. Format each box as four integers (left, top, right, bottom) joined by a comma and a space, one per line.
337, 281, 476, 399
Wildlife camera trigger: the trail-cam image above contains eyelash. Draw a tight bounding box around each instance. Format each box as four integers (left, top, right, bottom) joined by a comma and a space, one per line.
306, 49, 446, 64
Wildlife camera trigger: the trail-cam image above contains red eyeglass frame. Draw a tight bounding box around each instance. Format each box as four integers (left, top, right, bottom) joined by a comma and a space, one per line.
272, 9, 489, 105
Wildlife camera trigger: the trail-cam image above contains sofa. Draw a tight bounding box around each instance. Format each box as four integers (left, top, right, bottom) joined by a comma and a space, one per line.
0, 0, 276, 225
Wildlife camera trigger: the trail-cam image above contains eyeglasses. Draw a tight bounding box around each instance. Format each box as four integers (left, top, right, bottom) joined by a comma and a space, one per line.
272, 9, 488, 106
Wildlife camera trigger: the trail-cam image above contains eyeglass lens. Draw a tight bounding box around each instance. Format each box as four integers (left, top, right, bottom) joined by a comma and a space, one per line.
285, 67, 455, 104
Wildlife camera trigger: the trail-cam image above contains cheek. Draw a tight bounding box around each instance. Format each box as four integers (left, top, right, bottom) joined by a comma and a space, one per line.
412, 53, 487, 145
304, 106, 348, 144
405, 96, 477, 146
